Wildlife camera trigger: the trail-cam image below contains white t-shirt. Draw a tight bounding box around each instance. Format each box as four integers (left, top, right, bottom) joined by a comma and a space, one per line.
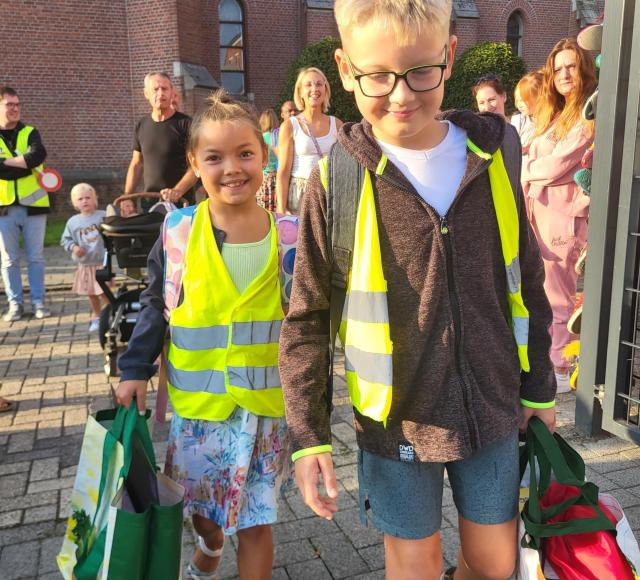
376, 121, 468, 217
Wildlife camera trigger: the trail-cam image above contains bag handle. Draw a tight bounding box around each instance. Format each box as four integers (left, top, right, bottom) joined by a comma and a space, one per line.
521, 417, 615, 550
297, 114, 324, 159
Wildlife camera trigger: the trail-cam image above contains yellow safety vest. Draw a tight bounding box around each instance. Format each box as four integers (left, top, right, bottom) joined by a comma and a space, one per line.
319, 139, 530, 425
166, 202, 285, 421
0, 125, 49, 208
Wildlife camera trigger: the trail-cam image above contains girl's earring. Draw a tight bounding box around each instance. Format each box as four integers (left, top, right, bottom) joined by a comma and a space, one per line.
194, 170, 200, 178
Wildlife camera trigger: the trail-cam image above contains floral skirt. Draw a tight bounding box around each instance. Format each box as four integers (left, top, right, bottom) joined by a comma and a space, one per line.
164, 407, 292, 535
258, 171, 277, 212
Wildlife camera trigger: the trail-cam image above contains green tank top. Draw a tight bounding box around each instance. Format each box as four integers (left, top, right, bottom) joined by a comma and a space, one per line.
221, 229, 272, 293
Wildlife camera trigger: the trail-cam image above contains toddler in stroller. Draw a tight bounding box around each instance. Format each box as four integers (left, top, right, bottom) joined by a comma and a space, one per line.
97, 193, 175, 376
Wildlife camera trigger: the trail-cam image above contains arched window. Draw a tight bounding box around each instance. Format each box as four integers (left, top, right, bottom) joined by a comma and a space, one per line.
219, 0, 245, 94
507, 11, 524, 57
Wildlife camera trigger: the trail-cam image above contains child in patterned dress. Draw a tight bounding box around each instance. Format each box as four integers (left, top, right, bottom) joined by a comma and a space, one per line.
115, 90, 296, 580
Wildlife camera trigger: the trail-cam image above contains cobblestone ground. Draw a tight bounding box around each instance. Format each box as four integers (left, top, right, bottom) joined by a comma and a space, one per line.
0, 248, 639, 579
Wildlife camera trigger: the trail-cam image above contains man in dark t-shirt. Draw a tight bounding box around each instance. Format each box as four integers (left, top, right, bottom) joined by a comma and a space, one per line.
124, 73, 197, 210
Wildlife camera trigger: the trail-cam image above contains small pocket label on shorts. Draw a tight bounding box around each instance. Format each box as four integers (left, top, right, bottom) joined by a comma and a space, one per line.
398, 442, 415, 462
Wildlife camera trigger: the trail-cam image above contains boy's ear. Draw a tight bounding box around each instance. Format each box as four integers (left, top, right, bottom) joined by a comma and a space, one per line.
335, 48, 355, 93
444, 35, 458, 82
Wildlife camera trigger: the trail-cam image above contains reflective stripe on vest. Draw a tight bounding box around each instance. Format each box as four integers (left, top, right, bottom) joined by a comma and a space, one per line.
466, 139, 530, 372
0, 125, 49, 208
166, 201, 285, 421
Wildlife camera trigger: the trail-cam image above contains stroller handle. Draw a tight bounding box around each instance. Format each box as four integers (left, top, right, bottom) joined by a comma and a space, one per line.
112, 192, 162, 205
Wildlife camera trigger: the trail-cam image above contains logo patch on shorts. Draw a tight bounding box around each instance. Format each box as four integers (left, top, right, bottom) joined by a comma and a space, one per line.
398, 442, 415, 462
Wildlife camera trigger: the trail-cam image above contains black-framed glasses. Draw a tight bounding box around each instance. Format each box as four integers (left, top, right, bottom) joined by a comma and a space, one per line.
345, 46, 448, 97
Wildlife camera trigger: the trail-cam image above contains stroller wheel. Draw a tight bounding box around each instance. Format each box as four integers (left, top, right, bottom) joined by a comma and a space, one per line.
105, 352, 118, 377
98, 304, 113, 350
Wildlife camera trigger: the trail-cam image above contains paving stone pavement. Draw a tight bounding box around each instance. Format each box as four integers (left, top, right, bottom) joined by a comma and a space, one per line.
0, 247, 639, 579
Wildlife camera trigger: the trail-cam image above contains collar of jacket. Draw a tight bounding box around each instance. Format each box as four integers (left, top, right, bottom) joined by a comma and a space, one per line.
337, 110, 506, 175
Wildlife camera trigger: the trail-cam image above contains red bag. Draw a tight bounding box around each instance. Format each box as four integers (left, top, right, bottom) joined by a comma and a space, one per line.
540, 482, 635, 580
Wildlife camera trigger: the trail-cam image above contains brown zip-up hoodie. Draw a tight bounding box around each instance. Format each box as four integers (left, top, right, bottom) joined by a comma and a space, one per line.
279, 111, 556, 463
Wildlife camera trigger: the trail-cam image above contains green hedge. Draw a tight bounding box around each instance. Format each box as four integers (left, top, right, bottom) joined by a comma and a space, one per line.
278, 36, 360, 123
442, 42, 526, 113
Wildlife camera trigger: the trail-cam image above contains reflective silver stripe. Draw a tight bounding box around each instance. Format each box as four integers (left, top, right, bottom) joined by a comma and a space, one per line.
20, 188, 48, 206
344, 345, 393, 385
505, 256, 521, 294
167, 360, 227, 394
170, 324, 228, 350
232, 320, 282, 345
228, 365, 281, 390
513, 316, 529, 346
345, 290, 389, 323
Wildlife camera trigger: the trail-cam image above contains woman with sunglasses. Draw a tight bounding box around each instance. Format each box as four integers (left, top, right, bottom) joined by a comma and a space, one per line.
522, 38, 597, 393
275, 67, 343, 214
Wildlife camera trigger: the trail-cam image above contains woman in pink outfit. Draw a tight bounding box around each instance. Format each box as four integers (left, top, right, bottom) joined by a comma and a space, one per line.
522, 38, 597, 391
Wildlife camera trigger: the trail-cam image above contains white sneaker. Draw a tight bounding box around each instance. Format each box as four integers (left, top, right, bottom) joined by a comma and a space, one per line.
555, 371, 572, 394
88, 318, 100, 332
2, 303, 23, 322
33, 303, 51, 319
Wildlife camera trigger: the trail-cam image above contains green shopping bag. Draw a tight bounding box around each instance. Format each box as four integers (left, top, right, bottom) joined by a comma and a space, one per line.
58, 404, 184, 579
520, 417, 614, 551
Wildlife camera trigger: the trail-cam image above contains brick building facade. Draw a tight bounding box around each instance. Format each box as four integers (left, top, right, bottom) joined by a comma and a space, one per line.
1, 0, 603, 215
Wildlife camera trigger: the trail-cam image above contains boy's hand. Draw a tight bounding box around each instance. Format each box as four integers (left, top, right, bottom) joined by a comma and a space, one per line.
72, 246, 86, 258
115, 380, 147, 414
519, 405, 556, 434
294, 453, 339, 520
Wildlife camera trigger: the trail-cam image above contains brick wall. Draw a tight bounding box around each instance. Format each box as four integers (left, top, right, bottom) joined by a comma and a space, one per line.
3, 0, 605, 217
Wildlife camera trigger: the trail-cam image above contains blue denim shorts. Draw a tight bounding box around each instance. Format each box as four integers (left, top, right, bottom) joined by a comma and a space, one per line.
357, 430, 520, 539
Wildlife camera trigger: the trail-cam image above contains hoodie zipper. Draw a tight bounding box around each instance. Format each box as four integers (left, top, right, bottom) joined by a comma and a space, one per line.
378, 161, 490, 450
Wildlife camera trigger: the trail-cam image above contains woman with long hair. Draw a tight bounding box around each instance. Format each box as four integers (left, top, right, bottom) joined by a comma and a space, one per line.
522, 37, 597, 392
275, 67, 342, 213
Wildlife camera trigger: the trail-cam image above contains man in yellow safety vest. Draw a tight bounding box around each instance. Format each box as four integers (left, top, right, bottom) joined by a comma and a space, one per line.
0, 86, 50, 323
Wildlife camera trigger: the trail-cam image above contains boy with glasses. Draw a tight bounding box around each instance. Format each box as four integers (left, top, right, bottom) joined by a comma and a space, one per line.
279, 1, 557, 578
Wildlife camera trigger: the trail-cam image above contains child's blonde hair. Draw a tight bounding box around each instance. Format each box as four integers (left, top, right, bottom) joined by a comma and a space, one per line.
293, 68, 331, 113
334, 0, 452, 46
188, 89, 265, 156
70, 183, 97, 210
259, 109, 279, 133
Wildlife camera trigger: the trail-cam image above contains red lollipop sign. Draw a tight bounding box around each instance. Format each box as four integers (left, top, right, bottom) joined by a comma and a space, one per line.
35, 167, 62, 192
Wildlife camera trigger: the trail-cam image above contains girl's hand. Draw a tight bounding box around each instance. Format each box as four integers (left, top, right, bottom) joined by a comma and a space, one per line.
115, 380, 148, 414
519, 404, 556, 434
72, 246, 87, 258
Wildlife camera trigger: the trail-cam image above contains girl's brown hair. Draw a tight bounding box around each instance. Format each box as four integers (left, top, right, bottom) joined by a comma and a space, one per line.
188, 89, 265, 156
259, 109, 279, 133
535, 38, 597, 141
515, 71, 543, 112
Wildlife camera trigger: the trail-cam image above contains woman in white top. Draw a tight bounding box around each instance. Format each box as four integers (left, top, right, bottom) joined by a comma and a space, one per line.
276, 67, 342, 213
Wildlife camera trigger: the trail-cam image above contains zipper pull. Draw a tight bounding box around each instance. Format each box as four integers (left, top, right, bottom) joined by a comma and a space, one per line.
440, 216, 449, 235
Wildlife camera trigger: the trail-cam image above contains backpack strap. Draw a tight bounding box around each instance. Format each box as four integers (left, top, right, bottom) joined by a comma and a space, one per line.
162, 205, 197, 320
326, 142, 364, 352
324, 142, 364, 412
